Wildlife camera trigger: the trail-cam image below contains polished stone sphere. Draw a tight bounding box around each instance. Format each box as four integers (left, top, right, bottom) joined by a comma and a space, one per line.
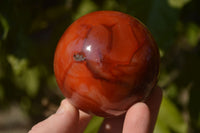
54, 11, 160, 117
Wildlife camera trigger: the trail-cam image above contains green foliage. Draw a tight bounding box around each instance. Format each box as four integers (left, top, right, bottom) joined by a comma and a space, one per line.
154, 97, 188, 133
0, 0, 200, 132
84, 116, 104, 133
73, 0, 98, 20
147, 0, 179, 51
7, 55, 28, 76
185, 23, 200, 47
0, 14, 9, 40
168, 0, 191, 9
7, 55, 45, 97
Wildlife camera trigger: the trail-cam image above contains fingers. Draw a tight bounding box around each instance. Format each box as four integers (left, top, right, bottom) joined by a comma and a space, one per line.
77, 110, 92, 133
123, 102, 151, 133
98, 114, 125, 133
123, 86, 162, 133
98, 86, 162, 133
29, 86, 162, 133
145, 86, 163, 132
29, 99, 79, 133
29, 99, 92, 133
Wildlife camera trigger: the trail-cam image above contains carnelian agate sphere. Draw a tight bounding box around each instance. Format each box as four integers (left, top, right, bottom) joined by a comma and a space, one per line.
54, 11, 160, 117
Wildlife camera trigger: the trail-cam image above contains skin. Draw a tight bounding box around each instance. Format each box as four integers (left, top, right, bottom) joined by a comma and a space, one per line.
29, 86, 162, 133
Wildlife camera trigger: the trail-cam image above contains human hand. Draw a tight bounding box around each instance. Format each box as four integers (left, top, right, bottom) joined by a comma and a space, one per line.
29, 86, 162, 133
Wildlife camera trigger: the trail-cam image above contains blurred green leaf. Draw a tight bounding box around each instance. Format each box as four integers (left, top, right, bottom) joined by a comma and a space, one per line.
103, 0, 120, 10
7, 55, 41, 97
0, 13, 9, 40
158, 69, 179, 88
186, 23, 200, 47
165, 83, 178, 99
159, 48, 165, 58
147, 0, 179, 51
84, 116, 104, 133
154, 118, 171, 133
168, 0, 191, 8
24, 67, 40, 97
155, 97, 188, 133
7, 55, 28, 76
73, 0, 98, 20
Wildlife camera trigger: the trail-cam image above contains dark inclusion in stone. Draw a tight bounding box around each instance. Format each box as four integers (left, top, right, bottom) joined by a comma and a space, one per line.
73, 53, 86, 62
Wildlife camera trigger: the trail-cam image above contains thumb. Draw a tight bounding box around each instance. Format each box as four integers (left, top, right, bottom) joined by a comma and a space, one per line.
29, 99, 79, 133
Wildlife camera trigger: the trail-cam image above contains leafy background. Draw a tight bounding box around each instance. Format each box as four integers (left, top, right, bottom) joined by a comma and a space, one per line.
0, 0, 200, 132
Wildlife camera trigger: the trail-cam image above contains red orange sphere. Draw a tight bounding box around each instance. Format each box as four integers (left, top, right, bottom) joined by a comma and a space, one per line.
54, 11, 160, 117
